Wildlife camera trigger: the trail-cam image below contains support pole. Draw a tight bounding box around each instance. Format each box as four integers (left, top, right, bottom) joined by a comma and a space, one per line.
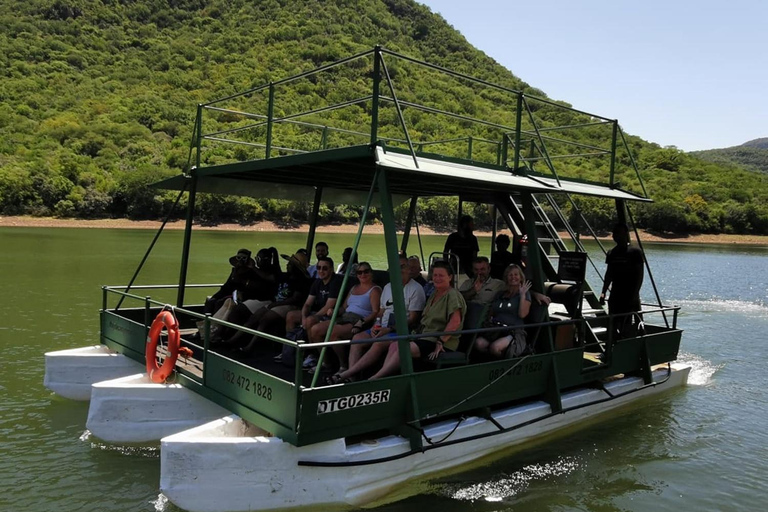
521, 192, 561, 412
513, 94, 523, 171
266, 82, 275, 159
609, 120, 618, 187
491, 204, 498, 254
176, 171, 198, 307
311, 177, 377, 388
401, 196, 418, 254
305, 187, 324, 258
370, 47, 381, 145
378, 168, 422, 451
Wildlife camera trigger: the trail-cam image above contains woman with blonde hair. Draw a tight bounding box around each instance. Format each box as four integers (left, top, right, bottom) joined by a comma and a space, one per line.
475, 264, 531, 358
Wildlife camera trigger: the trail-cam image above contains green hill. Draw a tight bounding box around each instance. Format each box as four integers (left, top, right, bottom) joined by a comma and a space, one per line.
743, 138, 768, 149
1, 0, 768, 235
692, 139, 768, 176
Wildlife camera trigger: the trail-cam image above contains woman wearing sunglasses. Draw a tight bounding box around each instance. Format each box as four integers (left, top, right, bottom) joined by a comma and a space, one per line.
311, 261, 381, 374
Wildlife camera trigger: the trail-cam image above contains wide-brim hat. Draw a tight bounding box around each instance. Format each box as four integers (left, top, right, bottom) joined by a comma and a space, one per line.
229, 248, 255, 267
281, 252, 310, 278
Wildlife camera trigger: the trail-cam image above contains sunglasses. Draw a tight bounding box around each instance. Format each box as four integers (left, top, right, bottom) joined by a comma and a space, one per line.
316, 265, 331, 271
356, 268, 372, 275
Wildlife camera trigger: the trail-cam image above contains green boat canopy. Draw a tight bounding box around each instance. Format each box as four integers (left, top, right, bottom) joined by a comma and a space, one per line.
152, 144, 650, 204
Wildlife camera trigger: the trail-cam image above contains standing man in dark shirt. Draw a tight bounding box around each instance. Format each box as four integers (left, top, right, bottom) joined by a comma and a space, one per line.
444, 214, 480, 278
600, 223, 644, 335
490, 234, 520, 280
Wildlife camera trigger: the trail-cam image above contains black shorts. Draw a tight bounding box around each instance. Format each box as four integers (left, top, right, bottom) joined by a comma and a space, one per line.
412, 338, 452, 357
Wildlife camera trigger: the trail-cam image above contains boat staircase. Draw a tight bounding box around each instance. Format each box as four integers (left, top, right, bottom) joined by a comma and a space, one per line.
500, 190, 612, 365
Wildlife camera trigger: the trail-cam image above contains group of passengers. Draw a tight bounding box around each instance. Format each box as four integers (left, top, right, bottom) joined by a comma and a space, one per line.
198, 223, 553, 382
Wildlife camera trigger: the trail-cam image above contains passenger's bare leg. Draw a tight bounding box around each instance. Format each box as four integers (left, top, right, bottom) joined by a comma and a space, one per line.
310, 319, 330, 343
223, 307, 267, 347
348, 336, 368, 368
337, 339, 392, 380
330, 324, 354, 369
240, 310, 284, 354
285, 310, 302, 332
369, 341, 420, 380
474, 336, 490, 353
489, 335, 512, 358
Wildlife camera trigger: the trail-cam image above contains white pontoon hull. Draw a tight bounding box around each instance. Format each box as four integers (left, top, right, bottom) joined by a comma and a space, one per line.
160, 364, 690, 512
86, 373, 231, 443
44, 345, 144, 401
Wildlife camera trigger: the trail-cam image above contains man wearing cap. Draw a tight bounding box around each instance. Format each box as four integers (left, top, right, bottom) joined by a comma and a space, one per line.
307, 241, 329, 279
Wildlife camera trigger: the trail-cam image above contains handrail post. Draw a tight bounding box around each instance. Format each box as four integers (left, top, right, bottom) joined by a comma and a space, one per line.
144, 296, 151, 337
501, 135, 509, 168
467, 136, 473, 160
202, 313, 211, 386
609, 120, 618, 187
266, 82, 275, 159
513, 94, 523, 171
370, 47, 381, 145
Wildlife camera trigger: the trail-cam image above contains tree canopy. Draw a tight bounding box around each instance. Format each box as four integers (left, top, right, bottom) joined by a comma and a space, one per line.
1, 0, 767, 235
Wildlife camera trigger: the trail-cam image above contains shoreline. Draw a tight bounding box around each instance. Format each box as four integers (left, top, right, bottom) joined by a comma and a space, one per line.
2, 215, 768, 246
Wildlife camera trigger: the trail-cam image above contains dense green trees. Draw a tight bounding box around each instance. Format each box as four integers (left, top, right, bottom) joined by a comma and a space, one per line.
1, 0, 767, 234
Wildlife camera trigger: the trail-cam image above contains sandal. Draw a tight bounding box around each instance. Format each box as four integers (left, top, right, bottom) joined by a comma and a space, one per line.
323, 373, 356, 385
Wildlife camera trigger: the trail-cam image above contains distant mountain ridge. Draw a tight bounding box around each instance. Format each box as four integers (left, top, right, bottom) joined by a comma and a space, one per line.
692, 138, 768, 174
742, 138, 768, 149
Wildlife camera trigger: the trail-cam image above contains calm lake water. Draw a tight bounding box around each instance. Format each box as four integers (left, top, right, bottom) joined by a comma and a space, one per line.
2, 227, 768, 511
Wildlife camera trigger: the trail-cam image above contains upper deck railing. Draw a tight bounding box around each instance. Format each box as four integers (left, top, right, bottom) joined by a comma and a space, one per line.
184, 46, 647, 197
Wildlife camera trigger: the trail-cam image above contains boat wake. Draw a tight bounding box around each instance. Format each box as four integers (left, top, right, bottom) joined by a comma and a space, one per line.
676, 352, 721, 386
676, 298, 768, 315
440, 456, 580, 502
151, 493, 169, 512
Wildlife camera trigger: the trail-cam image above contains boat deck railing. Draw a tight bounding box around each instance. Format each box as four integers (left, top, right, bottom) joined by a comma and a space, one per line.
100, 283, 682, 446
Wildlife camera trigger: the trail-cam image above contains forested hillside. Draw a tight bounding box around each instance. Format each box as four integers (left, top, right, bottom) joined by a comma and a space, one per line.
2, 0, 768, 234
692, 138, 768, 175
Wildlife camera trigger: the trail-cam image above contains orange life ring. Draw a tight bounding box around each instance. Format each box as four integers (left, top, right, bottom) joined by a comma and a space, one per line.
145, 310, 181, 383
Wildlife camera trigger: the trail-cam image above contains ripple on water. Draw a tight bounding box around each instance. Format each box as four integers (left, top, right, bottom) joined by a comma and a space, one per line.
438, 456, 581, 502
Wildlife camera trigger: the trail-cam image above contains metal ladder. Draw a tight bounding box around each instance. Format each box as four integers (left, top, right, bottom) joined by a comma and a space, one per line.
505, 193, 610, 350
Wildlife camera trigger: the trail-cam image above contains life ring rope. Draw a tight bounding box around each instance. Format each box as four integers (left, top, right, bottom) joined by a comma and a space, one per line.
145, 306, 181, 383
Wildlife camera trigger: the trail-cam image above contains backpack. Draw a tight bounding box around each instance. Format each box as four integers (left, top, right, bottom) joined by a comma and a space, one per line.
280, 326, 307, 367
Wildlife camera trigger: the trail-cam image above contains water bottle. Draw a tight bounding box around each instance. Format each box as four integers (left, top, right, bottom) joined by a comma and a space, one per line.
373, 316, 382, 335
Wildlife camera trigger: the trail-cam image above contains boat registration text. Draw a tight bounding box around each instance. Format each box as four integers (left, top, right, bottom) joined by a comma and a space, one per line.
317, 389, 390, 415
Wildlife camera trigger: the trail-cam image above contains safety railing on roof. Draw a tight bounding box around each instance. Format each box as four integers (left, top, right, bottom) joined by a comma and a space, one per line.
182, 46, 648, 197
